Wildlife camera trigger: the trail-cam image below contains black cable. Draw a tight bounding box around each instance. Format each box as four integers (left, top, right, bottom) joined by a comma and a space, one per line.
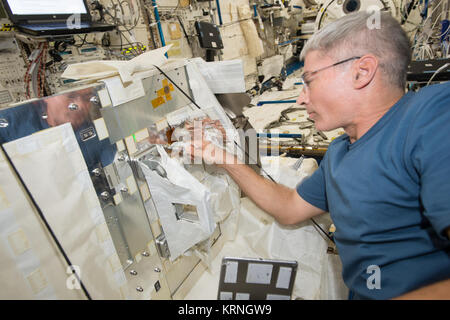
151, 64, 335, 244
102, 3, 141, 56
74, 34, 90, 47
0, 144, 92, 299
177, 15, 191, 46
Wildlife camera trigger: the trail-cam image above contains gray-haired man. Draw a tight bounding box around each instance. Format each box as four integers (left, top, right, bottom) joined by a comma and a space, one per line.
191, 11, 450, 299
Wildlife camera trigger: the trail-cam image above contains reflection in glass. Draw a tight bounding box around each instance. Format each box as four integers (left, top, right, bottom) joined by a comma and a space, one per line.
0, 86, 116, 171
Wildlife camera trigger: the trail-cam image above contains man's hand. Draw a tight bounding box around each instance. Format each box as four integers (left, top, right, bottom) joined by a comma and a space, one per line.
184, 118, 238, 165
183, 118, 324, 225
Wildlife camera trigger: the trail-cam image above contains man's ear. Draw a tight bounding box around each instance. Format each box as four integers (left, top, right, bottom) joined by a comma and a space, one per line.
352, 55, 378, 89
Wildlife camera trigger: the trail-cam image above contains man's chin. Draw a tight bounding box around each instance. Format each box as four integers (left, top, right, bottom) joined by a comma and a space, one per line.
314, 121, 326, 131
315, 122, 336, 132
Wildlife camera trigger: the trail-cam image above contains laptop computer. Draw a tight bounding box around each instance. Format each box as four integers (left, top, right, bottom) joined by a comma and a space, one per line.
1, 0, 115, 36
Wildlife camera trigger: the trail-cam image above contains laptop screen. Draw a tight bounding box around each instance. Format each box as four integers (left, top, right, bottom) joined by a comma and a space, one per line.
6, 0, 87, 15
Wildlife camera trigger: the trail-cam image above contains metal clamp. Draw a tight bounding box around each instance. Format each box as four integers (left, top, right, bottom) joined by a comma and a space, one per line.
155, 233, 170, 259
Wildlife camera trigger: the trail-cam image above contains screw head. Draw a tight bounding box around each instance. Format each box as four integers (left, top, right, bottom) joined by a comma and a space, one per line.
100, 191, 109, 200
68, 103, 79, 111
90, 95, 99, 104
0, 118, 9, 128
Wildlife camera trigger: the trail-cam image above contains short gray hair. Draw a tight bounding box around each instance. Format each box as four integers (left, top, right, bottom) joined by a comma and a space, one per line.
300, 11, 411, 89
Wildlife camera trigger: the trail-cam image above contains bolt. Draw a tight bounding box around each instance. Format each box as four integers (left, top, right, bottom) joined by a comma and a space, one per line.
90, 95, 99, 104
100, 191, 109, 200
68, 103, 79, 111
0, 118, 9, 128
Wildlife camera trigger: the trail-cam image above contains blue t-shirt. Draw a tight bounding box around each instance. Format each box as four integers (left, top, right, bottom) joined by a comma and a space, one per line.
297, 82, 450, 299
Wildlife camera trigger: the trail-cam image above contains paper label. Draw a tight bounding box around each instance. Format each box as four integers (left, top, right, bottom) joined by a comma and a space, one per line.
276, 267, 292, 289
93, 118, 109, 141
134, 128, 149, 142
224, 261, 238, 283
98, 88, 112, 107
139, 183, 151, 202
125, 135, 137, 155
126, 176, 137, 195
116, 140, 125, 152
246, 263, 273, 284
113, 193, 123, 205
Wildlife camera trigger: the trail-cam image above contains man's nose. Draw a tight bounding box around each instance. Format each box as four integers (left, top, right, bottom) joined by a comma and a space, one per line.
296, 86, 309, 105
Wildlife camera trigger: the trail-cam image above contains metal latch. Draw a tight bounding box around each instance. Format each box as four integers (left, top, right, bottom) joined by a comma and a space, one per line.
156, 233, 170, 259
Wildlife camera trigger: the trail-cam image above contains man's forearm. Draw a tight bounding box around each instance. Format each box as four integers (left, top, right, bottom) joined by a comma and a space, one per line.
220, 161, 302, 224
393, 279, 450, 300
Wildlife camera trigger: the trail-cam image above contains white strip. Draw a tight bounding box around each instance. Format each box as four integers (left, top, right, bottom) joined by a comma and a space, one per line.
266, 294, 290, 300
224, 261, 238, 283
246, 263, 273, 285
276, 267, 292, 289
219, 291, 233, 300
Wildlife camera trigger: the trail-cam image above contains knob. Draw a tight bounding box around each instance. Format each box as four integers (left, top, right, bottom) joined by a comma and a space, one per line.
154, 267, 161, 273
136, 286, 144, 292
130, 270, 137, 276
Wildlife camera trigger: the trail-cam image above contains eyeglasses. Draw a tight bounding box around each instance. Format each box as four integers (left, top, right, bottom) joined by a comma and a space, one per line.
300, 56, 361, 90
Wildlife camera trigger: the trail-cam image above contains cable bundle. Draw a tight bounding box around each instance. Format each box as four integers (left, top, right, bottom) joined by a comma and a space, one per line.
24, 42, 48, 99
